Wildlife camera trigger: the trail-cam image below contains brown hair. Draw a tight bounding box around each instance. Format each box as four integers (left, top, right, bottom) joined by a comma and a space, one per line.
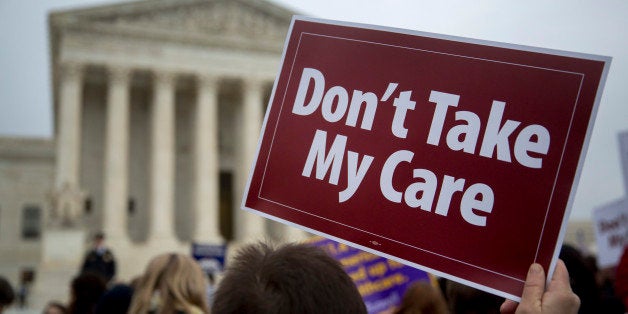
128, 253, 209, 314
211, 241, 366, 314
68, 273, 106, 314
445, 280, 503, 314
394, 281, 448, 314
0, 276, 14, 310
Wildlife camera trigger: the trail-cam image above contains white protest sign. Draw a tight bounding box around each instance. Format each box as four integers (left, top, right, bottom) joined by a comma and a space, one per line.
593, 198, 628, 268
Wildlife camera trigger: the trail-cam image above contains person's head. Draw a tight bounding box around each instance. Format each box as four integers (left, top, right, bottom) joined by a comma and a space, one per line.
94, 284, 133, 314
93, 232, 105, 247
395, 281, 448, 314
43, 301, 68, 314
128, 253, 209, 314
69, 273, 106, 314
0, 276, 14, 313
444, 280, 503, 314
211, 241, 366, 314
560, 244, 601, 313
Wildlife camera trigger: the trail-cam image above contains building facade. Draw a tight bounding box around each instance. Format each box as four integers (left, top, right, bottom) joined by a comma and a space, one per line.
1, 0, 308, 307
0, 138, 54, 285
48, 0, 309, 272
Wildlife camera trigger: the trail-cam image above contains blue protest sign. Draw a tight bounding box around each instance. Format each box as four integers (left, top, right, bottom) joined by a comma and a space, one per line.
191, 242, 227, 274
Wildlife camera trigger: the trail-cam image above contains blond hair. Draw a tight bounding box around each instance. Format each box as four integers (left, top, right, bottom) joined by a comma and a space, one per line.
128, 253, 209, 314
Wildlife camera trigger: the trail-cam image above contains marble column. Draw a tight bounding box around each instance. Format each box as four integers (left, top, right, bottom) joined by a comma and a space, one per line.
53, 61, 85, 225
235, 78, 266, 241
148, 71, 177, 243
102, 66, 131, 241
192, 75, 222, 243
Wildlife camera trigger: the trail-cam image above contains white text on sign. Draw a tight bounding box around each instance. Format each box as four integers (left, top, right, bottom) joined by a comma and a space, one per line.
294, 67, 551, 227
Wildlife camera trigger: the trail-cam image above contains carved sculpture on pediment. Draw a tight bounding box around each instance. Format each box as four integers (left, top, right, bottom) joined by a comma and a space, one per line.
103, 1, 286, 41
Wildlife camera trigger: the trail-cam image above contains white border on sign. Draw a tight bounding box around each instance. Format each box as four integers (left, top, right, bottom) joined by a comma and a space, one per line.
241, 15, 612, 301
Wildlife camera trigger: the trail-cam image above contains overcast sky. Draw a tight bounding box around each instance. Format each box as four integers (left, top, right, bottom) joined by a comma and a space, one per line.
0, 0, 626, 221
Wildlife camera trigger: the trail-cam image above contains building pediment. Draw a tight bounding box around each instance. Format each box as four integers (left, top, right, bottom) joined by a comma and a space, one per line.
51, 0, 296, 52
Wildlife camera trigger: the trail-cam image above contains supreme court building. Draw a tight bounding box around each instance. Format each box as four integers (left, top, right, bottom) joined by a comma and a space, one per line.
1, 0, 309, 307
48, 0, 312, 271
48, 0, 303, 248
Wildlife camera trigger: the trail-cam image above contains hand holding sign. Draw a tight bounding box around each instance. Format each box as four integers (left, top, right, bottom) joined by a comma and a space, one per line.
500, 260, 580, 314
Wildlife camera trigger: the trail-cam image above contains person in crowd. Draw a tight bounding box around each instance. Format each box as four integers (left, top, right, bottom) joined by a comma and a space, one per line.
17, 270, 34, 309
212, 240, 581, 314
68, 272, 107, 314
559, 244, 602, 313
501, 259, 580, 314
128, 253, 209, 314
582, 253, 624, 313
615, 245, 628, 310
0, 276, 14, 314
394, 281, 448, 314
94, 283, 134, 314
445, 279, 503, 314
43, 301, 68, 314
80, 232, 116, 284
206, 273, 216, 308
211, 241, 367, 314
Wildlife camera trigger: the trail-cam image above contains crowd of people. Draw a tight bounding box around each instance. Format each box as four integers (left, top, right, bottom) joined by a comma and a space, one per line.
1, 234, 627, 314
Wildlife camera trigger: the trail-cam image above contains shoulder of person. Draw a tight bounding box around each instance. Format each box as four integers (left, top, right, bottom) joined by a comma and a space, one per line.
84, 250, 98, 258
103, 251, 115, 262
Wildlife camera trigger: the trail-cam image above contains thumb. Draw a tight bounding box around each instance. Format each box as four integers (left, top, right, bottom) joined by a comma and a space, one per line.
547, 259, 572, 292
519, 263, 545, 310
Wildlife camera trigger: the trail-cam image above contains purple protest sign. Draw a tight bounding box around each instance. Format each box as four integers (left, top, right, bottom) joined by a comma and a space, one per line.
307, 236, 432, 313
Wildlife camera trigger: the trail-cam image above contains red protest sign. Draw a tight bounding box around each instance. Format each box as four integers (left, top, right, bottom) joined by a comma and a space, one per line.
242, 16, 610, 300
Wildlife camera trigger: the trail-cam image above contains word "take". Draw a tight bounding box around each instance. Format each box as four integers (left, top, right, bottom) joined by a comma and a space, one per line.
292, 67, 552, 169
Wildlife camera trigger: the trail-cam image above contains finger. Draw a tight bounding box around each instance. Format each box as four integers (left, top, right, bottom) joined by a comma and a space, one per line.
547, 259, 573, 292
520, 263, 545, 308
500, 299, 518, 313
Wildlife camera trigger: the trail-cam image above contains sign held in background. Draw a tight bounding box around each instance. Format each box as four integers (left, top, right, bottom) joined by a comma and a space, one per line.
191, 242, 226, 275
593, 131, 628, 269
593, 199, 628, 268
308, 236, 432, 314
